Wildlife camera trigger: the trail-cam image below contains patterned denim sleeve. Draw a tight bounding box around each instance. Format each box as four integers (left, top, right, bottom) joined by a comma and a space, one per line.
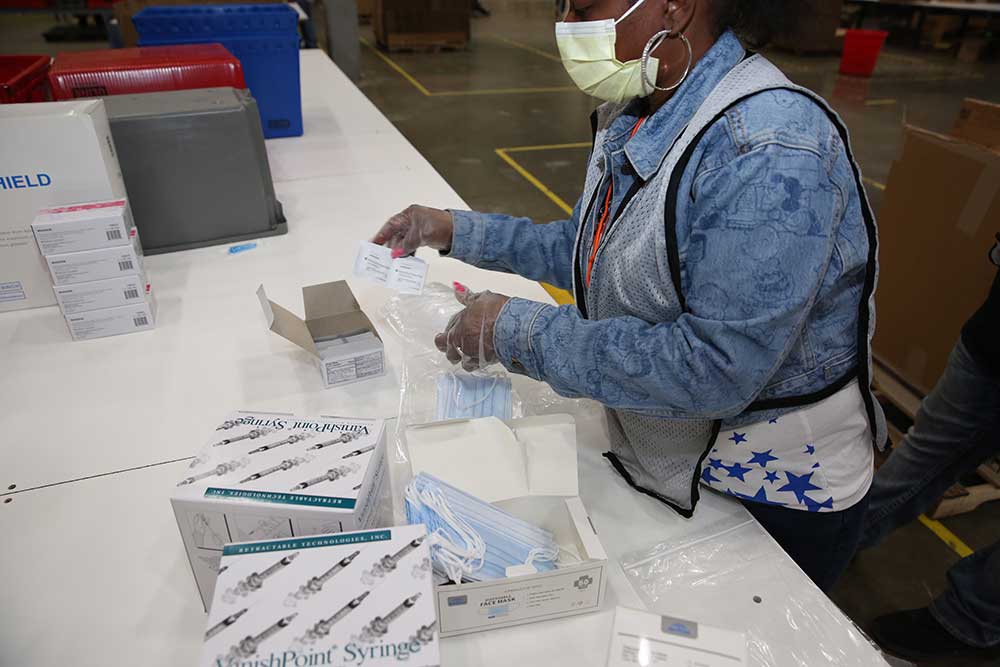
493, 144, 847, 418
445, 204, 581, 290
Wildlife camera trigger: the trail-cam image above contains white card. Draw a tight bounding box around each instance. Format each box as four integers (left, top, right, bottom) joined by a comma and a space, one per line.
607, 607, 747, 667
354, 241, 427, 295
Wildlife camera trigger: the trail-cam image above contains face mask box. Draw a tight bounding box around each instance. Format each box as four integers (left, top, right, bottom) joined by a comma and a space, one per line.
31, 198, 136, 256
606, 607, 747, 667
200, 525, 440, 667
54, 273, 152, 316
64, 291, 157, 340
172, 411, 389, 610
257, 281, 386, 389
45, 232, 144, 286
0, 99, 128, 312
405, 414, 609, 637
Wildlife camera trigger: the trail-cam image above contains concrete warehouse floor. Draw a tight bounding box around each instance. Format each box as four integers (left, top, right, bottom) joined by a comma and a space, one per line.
2, 3, 999, 665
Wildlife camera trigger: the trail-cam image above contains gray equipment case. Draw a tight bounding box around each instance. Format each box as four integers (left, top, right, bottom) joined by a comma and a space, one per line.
104, 87, 287, 254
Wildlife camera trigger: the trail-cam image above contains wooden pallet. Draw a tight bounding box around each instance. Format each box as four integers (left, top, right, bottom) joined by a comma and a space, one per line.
873, 361, 1000, 518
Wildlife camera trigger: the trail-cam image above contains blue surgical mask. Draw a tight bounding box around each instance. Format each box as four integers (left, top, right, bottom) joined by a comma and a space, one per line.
404, 472, 559, 583
436, 372, 513, 421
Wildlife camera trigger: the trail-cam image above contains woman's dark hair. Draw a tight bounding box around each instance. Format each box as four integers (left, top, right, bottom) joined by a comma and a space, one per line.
711, 0, 803, 48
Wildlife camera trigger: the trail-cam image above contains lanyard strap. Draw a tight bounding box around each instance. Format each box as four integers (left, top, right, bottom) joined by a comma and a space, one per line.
586, 116, 647, 286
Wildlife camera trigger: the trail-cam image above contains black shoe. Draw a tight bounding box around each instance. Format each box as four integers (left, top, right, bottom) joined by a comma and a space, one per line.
472, 2, 491, 16
870, 607, 998, 661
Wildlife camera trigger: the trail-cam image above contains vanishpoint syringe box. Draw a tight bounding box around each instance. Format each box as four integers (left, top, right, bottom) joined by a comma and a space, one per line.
54, 273, 152, 316
200, 526, 439, 667
32, 198, 137, 255
45, 232, 144, 286
172, 411, 388, 610
64, 294, 157, 340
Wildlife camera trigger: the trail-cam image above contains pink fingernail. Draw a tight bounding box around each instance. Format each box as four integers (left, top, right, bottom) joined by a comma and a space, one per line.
391, 248, 405, 259
453, 282, 467, 293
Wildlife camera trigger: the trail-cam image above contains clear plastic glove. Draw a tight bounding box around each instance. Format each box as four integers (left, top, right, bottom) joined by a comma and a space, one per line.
435, 283, 511, 372
373, 205, 454, 258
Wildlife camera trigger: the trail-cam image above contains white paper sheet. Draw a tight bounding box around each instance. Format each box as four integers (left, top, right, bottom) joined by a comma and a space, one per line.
354, 241, 427, 295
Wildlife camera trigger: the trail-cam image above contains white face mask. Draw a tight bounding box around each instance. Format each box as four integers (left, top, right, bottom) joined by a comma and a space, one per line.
555, 0, 659, 104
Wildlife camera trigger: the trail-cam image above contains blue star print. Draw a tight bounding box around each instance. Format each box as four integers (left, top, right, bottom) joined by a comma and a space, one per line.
729, 432, 748, 445
764, 471, 780, 484
804, 496, 834, 512
708, 458, 726, 470
768, 418, 779, 424
804, 444, 816, 455
701, 466, 721, 484
812, 462, 821, 469
724, 462, 754, 482
747, 449, 779, 468
735, 486, 786, 507
777, 471, 822, 504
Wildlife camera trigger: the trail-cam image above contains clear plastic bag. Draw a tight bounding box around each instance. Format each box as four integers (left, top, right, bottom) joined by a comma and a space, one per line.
620, 514, 889, 667
382, 282, 464, 355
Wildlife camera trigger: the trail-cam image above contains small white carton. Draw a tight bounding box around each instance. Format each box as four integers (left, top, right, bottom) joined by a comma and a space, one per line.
0, 99, 127, 312
46, 233, 144, 286
64, 297, 156, 341
606, 607, 747, 667
172, 411, 389, 610
257, 281, 386, 389
54, 273, 151, 316
405, 414, 609, 637
201, 526, 439, 667
32, 198, 136, 255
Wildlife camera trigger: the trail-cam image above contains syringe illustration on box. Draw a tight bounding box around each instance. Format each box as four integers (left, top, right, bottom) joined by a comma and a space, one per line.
172, 411, 389, 610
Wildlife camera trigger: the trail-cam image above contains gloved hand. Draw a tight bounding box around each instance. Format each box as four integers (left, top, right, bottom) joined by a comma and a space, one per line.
435, 283, 511, 372
373, 205, 454, 258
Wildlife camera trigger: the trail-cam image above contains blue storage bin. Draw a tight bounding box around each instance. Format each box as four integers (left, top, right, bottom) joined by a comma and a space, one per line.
134, 4, 302, 139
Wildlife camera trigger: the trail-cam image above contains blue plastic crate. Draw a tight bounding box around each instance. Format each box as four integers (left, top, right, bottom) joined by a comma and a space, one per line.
134, 4, 302, 139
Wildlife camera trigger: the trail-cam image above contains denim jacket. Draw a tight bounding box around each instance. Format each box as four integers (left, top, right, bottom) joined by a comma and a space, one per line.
447, 32, 874, 429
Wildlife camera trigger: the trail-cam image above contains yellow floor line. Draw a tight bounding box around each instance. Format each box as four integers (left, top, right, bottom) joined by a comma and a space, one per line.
492, 36, 563, 63
502, 141, 592, 153
360, 37, 432, 96
863, 177, 887, 191
865, 98, 898, 107
495, 148, 575, 215
919, 514, 975, 558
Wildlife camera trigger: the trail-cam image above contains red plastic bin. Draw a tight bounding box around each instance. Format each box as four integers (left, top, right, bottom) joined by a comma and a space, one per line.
0, 0, 52, 7
0, 55, 52, 104
840, 29, 889, 77
48, 43, 246, 100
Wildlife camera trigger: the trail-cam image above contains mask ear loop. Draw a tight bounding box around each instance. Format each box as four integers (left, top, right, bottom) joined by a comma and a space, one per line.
450, 372, 499, 412
641, 29, 693, 94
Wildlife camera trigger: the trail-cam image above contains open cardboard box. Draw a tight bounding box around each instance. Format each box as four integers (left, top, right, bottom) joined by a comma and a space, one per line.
405, 414, 609, 637
257, 280, 386, 389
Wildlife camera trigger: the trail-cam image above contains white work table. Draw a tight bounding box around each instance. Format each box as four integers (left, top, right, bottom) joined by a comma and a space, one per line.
0, 51, 888, 667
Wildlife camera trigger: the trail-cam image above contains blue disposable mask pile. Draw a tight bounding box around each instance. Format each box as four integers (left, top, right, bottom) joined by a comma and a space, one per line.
435, 371, 513, 421
404, 472, 560, 584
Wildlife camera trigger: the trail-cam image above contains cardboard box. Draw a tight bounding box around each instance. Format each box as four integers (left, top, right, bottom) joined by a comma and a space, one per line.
953, 98, 1000, 151
54, 273, 151, 316
64, 297, 156, 340
200, 526, 439, 667
873, 125, 1000, 394
46, 234, 144, 286
32, 198, 136, 256
257, 281, 386, 389
405, 415, 609, 637
172, 411, 388, 610
0, 99, 127, 312
606, 607, 747, 667
373, 0, 470, 51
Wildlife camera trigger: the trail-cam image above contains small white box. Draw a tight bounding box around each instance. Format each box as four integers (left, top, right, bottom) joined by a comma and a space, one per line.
405, 415, 609, 637
46, 234, 143, 286
257, 281, 387, 389
200, 525, 439, 667
0, 99, 127, 312
172, 412, 389, 610
32, 198, 136, 255
606, 607, 747, 667
64, 298, 156, 341
54, 273, 151, 316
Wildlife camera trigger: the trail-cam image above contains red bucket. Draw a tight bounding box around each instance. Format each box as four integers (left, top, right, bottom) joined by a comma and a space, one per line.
840, 29, 889, 77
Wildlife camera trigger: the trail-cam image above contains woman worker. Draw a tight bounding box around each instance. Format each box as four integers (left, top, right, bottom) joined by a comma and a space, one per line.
374, 0, 887, 591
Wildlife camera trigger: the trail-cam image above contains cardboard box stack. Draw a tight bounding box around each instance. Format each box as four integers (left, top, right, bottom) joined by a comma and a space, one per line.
31, 199, 156, 340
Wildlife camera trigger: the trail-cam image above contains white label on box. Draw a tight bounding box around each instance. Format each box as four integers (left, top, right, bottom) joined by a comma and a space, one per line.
32, 199, 133, 255
65, 301, 155, 340
0, 281, 26, 303
325, 350, 385, 386
47, 240, 143, 286
354, 241, 427, 295
54, 274, 149, 315
607, 607, 747, 667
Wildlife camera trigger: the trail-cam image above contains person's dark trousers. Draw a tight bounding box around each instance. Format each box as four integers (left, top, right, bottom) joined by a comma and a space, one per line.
861, 340, 1000, 648
741, 491, 870, 592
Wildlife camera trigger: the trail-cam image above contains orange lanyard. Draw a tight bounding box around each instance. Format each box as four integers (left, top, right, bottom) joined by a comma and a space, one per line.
586, 116, 646, 286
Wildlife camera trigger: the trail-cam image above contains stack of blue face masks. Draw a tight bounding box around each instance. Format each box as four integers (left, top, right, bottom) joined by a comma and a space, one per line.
404, 472, 560, 584
435, 371, 513, 422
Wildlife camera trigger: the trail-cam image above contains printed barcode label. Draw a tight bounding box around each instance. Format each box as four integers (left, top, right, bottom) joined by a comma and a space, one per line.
106, 229, 123, 241
119, 260, 134, 271
134, 315, 149, 327
124, 288, 140, 300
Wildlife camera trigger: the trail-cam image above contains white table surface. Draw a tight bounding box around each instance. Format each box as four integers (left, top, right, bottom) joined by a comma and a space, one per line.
0, 51, 888, 667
